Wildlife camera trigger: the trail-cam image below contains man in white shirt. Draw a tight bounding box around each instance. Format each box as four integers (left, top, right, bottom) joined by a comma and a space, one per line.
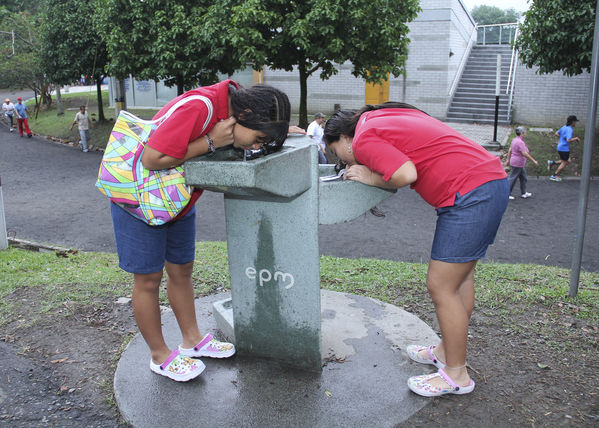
2, 98, 15, 131
306, 112, 327, 163
69, 105, 93, 152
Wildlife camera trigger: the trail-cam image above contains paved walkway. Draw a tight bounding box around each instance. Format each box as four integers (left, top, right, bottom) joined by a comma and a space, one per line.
447, 121, 512, 147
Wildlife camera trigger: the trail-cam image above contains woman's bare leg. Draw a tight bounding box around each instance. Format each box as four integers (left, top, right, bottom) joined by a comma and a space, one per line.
132, 271, 171, 364
165, 261, 203, 349
421, 259, 477, 387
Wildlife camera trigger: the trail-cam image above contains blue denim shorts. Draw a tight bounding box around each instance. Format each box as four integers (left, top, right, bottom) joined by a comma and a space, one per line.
431, 178, 509, 263
110, 203, 196, 274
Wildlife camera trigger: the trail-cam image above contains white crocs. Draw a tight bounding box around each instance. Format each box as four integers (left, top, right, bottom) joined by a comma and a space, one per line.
149, 349, 205, 382
406, 344, 445, 369
179, 333, 236, 359
408, 368, 475, 397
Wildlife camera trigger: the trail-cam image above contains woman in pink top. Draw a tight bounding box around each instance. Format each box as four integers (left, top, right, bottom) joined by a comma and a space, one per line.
503, 126, 539, 199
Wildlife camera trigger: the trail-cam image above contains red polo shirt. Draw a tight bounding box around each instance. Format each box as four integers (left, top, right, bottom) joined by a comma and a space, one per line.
352, 108, 506, 208
147, 79, 236, 219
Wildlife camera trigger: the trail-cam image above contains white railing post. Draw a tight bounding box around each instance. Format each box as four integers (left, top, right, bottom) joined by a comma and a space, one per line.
506, 26, 520, 122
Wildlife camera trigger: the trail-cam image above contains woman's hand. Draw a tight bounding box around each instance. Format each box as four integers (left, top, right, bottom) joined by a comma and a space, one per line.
209, 117, 236, 149
344, 165, 376, 185
344, 161, 417, 189
288, 125, 306, 135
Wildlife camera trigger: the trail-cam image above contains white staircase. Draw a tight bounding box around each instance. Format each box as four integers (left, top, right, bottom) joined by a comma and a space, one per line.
447, 45, 514, 125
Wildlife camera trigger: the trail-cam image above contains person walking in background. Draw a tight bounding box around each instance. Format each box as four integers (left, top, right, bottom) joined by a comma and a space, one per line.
324, 102, 508, 398
504, 126, 538, 200
307, 112, 328, 163
548, 115, 580, 182
2, 98, 15, 132
14, 97, 32, 138
69, 105, 93, 152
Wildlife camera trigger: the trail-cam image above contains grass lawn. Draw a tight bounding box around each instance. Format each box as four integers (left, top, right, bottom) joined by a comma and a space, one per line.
25, 90, 159, 149
1, 242, 598, 333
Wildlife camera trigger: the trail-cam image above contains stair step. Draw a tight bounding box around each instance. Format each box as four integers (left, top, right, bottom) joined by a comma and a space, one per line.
451, 96, 510, 104
446, 112, 511, 122
450, 101, 510, 109
449, 107, 510, 115
457, 81, 509, 89
446, 117, 511, 125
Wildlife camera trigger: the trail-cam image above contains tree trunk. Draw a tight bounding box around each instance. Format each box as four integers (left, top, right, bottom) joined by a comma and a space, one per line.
298, 62, 308, 129
56, 86, 64, 116
96, 78, 106, 121
176, 75, 184, 96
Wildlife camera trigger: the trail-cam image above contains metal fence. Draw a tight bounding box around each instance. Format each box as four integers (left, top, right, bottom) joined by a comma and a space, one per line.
476, 23, 519, 45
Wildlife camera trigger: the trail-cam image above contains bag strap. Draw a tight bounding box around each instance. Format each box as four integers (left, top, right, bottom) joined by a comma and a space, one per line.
118, 94, 214, 134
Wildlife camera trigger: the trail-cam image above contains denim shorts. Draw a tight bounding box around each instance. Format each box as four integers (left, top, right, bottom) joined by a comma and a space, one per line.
431, 178, 509, 263
110, 203, 196, 274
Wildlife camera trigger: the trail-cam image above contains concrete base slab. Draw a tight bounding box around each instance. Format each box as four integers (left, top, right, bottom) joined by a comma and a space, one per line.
114, 290, 439, 427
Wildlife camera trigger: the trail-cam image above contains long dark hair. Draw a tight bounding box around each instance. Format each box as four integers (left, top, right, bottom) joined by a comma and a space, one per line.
230, 84, 290, 154
323, 102, 426, 146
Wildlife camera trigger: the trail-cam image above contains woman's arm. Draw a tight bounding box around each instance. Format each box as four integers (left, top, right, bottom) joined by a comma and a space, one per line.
523, 151, 539, 166
344, 161, 417, 189
141, 117, 236, 170
503, 147, 512, 167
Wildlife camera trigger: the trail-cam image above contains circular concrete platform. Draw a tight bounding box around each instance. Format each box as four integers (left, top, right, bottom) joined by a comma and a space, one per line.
114, 290, 439, 427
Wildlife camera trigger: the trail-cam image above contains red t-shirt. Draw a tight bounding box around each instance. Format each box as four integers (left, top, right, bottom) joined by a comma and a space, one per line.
147, 79, 236, 219
352, 108, 507, 208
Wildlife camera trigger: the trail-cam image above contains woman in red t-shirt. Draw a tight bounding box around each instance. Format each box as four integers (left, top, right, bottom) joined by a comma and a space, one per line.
111, 81, 292, 382
324, 102, 509, 397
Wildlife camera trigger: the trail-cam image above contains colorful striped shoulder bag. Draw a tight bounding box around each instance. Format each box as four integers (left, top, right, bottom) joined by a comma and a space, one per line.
95, 95, 213, 226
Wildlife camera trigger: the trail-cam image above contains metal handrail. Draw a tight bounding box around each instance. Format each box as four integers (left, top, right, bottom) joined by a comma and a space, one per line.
477, 22, 519, 46
448, 24, 478, 97
506, 26, 520, 121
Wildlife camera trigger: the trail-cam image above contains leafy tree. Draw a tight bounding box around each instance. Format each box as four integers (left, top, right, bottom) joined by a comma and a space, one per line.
94, 0, 243, 95
0, 9, 49, 106
516, 0, 595, 76
471, 5, 520, 25
39, 0, 109, 120
95, 0, 420, 128
0, 0, 42, 14
226, 0, 421, 128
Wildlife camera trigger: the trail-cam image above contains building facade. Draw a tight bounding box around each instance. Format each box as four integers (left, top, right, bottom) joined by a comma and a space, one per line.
109, 0, 595, 127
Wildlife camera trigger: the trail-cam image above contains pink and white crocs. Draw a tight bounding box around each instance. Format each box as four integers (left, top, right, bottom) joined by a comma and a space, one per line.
406, 344, 445, 369
179, 333, 236, 359
149, 349, 205, 382
407, 368, 475, 397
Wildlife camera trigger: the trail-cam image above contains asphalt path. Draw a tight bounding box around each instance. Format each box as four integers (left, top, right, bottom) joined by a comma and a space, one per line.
1, 117, 597, 273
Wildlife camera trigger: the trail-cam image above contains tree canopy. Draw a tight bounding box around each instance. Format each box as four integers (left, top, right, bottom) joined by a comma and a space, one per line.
471, 5, 520, 25
94, 0, 243, 94
93, 0, 420, 127
225, 0, 421, 127
516, 0, 595, 76
39, 0, 109, 119
0, 9, 46, 100
40, 0, 108, 86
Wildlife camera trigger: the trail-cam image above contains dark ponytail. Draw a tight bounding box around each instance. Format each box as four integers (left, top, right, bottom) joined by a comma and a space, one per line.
323, 101, 426, 146
230, 84, 290, 154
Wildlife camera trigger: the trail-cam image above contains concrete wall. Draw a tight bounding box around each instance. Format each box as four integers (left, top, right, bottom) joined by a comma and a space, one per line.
512, 62, 594, 127
261, 0, 476, 119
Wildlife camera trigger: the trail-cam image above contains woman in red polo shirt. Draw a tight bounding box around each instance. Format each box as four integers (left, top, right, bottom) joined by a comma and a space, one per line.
324, 102, 508, 397
111, 80, 291, 382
